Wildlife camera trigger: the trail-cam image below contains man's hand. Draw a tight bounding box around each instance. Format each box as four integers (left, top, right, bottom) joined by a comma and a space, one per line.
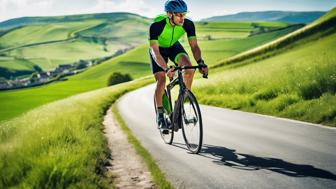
197, 59, 208, 76
166, 67, 175, 80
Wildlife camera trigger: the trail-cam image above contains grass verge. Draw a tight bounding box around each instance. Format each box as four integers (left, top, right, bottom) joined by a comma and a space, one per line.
0, 77, 154, 188
112, 106, 174, 189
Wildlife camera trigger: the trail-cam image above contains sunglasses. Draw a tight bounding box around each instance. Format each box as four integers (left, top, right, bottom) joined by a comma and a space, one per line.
174, 12, 187, 17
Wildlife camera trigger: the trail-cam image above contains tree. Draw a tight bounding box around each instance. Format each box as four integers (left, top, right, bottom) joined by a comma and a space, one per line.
107, 72, 132, 86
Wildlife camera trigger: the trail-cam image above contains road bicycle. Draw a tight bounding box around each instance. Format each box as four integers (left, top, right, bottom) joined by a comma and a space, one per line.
154, 65, 207, 154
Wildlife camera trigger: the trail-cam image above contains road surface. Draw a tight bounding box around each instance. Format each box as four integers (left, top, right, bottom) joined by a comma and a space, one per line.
117, 84, 336, 189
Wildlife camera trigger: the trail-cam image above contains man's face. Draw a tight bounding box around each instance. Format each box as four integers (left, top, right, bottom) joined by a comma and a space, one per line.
168, 12, 187, 26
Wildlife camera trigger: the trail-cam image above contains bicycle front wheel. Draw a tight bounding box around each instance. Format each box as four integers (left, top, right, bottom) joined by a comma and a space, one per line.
180, 89, 203, 154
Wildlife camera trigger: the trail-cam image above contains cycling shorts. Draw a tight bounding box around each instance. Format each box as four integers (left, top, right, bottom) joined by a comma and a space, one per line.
149, 41, 189, 74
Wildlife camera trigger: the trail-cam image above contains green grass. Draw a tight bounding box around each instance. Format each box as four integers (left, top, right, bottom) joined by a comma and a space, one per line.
0, 44, 152, 122
213, 8, 336, 68
0, 76, 154, 188
0, 14, 150, 76
195, 21, 253, 39
78, 17, 150, 44
193, 22, 336, 126
112, 106, 174, 189
0, 21, 101, 49
0, 57, 35, 71
195, 21, 290, 40
7, 40, 114, 70
184, 24, 300, 65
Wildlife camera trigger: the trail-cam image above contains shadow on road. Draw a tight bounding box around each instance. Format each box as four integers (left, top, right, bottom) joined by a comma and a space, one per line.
197, 144, 336, 181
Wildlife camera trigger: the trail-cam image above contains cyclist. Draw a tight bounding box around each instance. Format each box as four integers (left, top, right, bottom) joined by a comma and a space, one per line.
149, 0, 208, 133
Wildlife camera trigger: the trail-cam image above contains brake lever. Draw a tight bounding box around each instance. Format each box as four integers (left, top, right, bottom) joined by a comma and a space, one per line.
199, 64, 208, 79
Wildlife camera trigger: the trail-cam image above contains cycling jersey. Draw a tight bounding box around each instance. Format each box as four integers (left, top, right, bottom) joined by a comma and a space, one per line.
149, 14, 196, 48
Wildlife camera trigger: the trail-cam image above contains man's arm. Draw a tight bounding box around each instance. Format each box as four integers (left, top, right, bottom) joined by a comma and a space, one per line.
189, 38, 208, 75
188, 38, 202, 62
150, 41, 168, 71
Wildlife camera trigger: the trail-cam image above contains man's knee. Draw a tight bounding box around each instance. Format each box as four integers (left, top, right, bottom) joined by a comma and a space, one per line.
178, 55, 194, 77
178, 55, 191, 66
155, 72, 166, 87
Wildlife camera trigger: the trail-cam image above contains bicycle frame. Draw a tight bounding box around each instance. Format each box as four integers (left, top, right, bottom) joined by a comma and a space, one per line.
165, 65, 206, 122
166, 68, 185, 110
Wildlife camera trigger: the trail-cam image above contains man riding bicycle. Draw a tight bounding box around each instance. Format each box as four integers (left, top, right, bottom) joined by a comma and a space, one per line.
149, 0, 208, 132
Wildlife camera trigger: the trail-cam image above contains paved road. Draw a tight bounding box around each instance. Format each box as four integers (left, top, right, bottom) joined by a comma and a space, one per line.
117, 84, 336, 189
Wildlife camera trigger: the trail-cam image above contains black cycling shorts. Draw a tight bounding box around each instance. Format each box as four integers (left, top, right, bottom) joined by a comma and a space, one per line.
149, 41, 188, 74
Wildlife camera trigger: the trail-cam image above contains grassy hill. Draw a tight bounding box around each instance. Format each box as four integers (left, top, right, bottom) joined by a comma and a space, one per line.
0, 20, 298, 122
0, 12, 148, 29
193, 8, 336, 126
203, 11, 326, 23
0, 13, 150, 79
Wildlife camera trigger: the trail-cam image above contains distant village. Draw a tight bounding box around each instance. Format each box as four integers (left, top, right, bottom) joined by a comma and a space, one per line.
0, 47, 133, 90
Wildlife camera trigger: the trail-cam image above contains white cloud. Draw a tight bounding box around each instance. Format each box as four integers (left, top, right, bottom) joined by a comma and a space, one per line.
1, 0, 333, 22
87, 0, 157, 17
0, 0, 54, 21
0, 0, 159, 22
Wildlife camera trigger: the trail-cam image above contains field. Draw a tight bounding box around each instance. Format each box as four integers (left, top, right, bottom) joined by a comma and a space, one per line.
195, 21, 289, 40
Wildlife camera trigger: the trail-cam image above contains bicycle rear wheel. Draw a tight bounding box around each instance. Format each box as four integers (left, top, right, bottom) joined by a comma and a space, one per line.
180, 89, 203, 154
154, 91, 174, 144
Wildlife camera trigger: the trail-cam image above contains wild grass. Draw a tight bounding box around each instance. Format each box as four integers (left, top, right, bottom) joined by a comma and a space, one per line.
0, 76, 154, 188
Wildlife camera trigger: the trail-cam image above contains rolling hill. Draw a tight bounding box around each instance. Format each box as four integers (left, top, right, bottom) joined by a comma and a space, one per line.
0, 14, 296, 81
0, 12, 148, 30
194, 7, 336, 126
203, 11, 326, 23
0, 19, 299, 121
0, 13, 151, 79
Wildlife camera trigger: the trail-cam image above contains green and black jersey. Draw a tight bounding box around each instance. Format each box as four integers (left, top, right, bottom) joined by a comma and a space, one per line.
149, 14, 196, 48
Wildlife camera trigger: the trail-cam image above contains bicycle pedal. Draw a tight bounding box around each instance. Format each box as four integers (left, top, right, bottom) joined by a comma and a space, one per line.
161, 129, 169, 135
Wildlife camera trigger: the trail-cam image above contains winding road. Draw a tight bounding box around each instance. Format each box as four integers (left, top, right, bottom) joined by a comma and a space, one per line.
117, 84, 336, 189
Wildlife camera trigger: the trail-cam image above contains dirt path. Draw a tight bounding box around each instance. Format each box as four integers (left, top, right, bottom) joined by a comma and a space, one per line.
103, 107, 155, 189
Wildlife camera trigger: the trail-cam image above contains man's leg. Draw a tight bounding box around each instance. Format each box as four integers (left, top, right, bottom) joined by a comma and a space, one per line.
154, 71, 169, 132
154, 72, 166, 108
178, 55, 195, 90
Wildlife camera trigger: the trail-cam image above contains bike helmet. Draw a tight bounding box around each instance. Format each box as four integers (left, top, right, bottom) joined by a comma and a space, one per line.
164, 0, 188, 13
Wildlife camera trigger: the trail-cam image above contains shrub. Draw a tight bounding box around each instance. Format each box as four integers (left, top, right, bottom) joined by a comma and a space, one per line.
253, 88, 278, 100
299, 68, 336, 100
107, 72, 132, 86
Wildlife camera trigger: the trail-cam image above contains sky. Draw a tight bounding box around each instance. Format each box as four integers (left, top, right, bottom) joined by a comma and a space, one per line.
0, 0, 335, 22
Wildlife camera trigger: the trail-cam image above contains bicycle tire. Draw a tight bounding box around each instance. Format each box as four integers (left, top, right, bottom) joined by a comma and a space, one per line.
179, 89, 203, 154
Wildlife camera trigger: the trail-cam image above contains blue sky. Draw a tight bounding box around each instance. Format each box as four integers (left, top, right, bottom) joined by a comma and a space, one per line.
0, 0, 335, 22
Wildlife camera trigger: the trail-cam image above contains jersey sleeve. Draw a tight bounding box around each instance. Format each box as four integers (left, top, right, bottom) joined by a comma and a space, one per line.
149, 22, 160, 42
183, 19, 196, 39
